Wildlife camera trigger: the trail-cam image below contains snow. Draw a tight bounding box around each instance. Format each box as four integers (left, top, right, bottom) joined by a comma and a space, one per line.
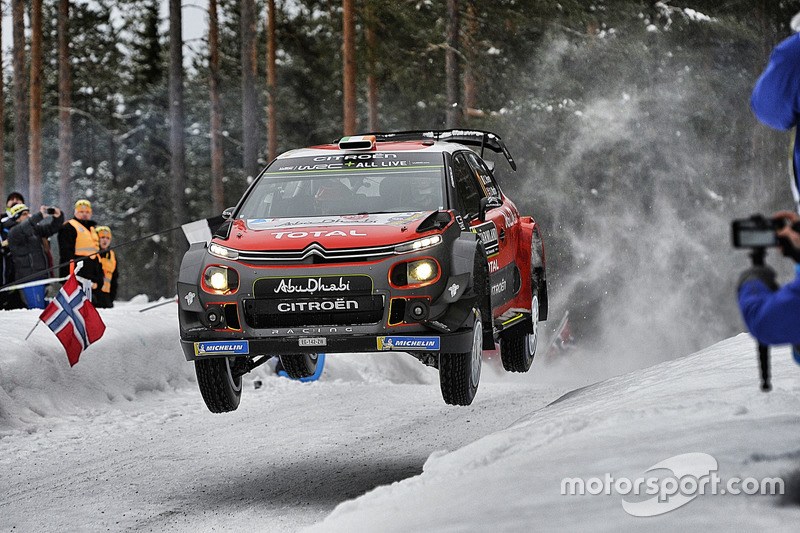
3, 300, 800, 531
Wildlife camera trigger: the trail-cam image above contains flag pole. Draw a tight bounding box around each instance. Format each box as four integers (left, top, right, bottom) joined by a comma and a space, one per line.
25, 320, 40, 340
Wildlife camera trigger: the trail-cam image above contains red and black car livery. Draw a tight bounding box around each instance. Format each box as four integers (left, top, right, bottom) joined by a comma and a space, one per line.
178, 130, 547, 411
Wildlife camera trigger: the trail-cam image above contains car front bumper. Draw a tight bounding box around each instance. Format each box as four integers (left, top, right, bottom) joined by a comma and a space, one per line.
177, 251, 478, 362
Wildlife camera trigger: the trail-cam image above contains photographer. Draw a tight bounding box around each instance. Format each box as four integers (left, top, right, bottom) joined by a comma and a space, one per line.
7, 205, 63, 309
751, 13, 800, 208
740, 13, 800, 354
738, 213, 800, 348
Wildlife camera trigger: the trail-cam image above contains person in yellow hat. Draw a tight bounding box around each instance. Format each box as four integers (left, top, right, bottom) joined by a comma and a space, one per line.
57, 199, 103, 287
0, 192, 26, 309
92, 226, 118, 308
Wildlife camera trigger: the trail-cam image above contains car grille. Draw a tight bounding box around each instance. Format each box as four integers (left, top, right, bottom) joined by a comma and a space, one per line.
237, 242, 397, 265
243, 295, 385, 328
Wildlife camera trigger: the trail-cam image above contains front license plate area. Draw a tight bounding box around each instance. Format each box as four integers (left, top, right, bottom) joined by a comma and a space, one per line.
299, 337, 327, 347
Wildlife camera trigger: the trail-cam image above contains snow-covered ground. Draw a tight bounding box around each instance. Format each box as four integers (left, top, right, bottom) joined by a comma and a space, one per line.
2, 299, 800, 531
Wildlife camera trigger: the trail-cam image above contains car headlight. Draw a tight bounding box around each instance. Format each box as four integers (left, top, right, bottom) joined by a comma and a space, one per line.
395, 234, 442, 254
390, 258, 440, 287
409, 260, 436, 282
202, 265, 240, 294
208, 242, 239, 260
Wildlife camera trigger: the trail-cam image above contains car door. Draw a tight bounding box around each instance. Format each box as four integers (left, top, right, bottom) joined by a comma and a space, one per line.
465, 152, 521, 313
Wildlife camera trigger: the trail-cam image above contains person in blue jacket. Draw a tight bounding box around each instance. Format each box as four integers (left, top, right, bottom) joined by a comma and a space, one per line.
738, 211, 800, 347
740, 13, 800, 349
750, 17, 800, 208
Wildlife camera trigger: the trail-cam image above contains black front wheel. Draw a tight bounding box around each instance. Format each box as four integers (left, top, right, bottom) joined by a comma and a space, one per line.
195, 357, 242, 413
439, 309, 483, 406
279, 353, 319, 379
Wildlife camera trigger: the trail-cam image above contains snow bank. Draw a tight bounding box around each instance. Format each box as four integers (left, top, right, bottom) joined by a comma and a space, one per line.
0, 298, 194, 434
305, 334, 800, 532
0, 297, 435, 435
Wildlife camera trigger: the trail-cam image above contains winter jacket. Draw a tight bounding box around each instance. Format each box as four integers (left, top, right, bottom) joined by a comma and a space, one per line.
58, 218, 103, 285
741, 35, 800, 347
1, 215, 16, 285
739, 276, 800, 345
93, 249, 118, 308
7, 212, 64, 281
751, 33, 800, 205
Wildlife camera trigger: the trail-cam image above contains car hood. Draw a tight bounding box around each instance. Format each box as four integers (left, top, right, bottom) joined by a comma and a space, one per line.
222, 212, 436, 251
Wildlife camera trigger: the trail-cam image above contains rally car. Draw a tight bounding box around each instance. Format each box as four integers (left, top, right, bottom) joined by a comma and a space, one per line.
178, 130, 547, 411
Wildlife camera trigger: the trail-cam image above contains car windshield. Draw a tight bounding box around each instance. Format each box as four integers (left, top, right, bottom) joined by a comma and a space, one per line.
237, 152, 446, 218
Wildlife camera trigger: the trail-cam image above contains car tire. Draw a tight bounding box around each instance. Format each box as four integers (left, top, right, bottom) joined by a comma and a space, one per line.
500, 288, 539, 372
439, 309, 482, 406
195, 357, 242, 413
279, 353, 319, 379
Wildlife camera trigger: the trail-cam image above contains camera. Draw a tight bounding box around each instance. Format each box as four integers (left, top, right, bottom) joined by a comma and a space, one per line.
46, 207, 56, 215
732, 215, 785, 249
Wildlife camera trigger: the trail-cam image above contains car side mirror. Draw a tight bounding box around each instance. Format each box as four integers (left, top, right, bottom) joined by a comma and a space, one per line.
222, 207, 235, 220
478, 196, 502, 222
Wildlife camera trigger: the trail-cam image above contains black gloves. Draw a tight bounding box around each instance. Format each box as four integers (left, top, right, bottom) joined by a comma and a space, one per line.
778, 230, 800, 263
737, 265, 778, 292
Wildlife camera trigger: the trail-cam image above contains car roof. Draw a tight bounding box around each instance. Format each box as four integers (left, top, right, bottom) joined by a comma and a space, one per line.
273, 129, 517, 171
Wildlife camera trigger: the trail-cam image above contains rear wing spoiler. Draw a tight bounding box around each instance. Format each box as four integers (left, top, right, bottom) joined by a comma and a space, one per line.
339, 129, 517, 171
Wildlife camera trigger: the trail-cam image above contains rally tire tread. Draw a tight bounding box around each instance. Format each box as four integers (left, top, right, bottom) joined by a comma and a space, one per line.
280, 353, 319, 379
500, 330, 533, 372
439, 353, 473, 405
439, 310, 482, 406
195, 358, 242, 413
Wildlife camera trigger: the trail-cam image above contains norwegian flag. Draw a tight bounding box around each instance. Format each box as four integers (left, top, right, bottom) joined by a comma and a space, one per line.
39, 274, 106, 366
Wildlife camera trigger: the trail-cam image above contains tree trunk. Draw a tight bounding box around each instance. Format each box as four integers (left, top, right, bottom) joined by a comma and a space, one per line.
58, 0, 73, 210
169, 0, 187, 281
12, 0, 28, 200
462, 4, 477, 119
342, 0, 356, 135
366, 3, 378, 132
241, 0, 259, 181
209, 0, 224, 214
0, 13, 4, 198
267, 0, 278, 162
29, 0, 43, 208
445, 0, 460, 128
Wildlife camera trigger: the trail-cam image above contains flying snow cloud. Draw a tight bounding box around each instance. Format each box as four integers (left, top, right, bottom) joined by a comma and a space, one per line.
504, 30, 776, 377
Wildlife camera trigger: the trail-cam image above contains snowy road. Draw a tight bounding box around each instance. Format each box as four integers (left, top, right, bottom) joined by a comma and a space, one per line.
0, 345, 564, 532
16, 302, 800, 532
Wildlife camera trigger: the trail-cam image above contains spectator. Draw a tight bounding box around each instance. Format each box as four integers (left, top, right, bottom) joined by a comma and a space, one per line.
739, 12, 800, 353
7, 204, 64, 309
5, 192, 24, 215
93, 226, 118, 308
0, 192, 26, 309
58, 199, 103, 288
750, 18, 800, 211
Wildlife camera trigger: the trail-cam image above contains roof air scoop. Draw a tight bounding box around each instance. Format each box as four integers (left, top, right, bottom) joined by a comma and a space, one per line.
338, 135, 377, 151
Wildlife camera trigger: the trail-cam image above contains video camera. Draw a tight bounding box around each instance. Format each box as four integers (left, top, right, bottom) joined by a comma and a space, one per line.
731, 214, 794, 249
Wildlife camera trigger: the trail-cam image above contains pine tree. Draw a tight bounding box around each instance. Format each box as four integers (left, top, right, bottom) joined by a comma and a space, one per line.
12, 0, 28, 199
58, 0, 72, 210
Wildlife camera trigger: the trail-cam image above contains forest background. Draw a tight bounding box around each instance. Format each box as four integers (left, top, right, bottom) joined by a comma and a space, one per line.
1, 0, 798, 367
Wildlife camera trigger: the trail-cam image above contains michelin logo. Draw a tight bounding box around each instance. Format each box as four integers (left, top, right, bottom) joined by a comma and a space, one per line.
377, 336, 440, 351
195, 341, 249, 356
